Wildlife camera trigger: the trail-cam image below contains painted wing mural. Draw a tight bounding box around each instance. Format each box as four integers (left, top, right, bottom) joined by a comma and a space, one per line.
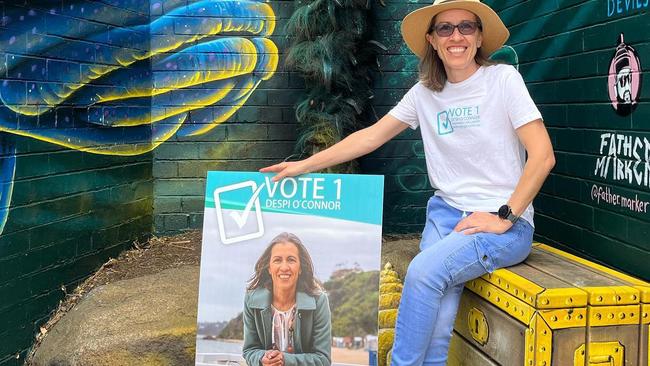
0, 0, 278, 233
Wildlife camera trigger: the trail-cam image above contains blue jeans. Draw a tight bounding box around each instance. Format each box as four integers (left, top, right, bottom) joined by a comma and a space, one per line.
391, 196, 534, 366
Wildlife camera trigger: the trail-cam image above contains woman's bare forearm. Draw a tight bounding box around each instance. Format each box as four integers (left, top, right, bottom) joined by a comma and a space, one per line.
261, 115, 409, 180
508, 119, 555, 216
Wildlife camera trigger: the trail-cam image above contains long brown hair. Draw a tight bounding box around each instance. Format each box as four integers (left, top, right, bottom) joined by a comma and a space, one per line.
247, 232, 323, 296
419, 14, 495, 92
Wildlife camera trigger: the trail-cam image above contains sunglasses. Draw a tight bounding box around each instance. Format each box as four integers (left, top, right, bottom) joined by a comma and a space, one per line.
431, 21, 482, 37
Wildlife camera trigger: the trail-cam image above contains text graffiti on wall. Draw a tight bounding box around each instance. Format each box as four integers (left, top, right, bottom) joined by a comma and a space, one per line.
591, 184, 649, 213
0, 0, 279, 234
607, 0, 649, 16
595, 133, 650, 187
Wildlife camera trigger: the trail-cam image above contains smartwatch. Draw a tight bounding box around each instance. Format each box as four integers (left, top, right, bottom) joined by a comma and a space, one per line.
498, 204, 519, 224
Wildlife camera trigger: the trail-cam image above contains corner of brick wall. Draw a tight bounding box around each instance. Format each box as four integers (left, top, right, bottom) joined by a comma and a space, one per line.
151, 0, 437, 235
152, 0, 300, 235
360, 0, 435, 234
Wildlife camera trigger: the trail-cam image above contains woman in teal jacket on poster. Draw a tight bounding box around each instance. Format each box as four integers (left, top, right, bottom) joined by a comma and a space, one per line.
243, 232, 331, 366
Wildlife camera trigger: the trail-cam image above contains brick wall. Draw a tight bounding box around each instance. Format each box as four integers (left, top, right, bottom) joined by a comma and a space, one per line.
488, 0, 650, 279
0, 1, 152, 364
148, 0, 434, 235
152, 0, 299, 234
360, 0, 432, 234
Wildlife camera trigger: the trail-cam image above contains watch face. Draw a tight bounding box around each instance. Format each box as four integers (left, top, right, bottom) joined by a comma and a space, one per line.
498, 205, 510, 219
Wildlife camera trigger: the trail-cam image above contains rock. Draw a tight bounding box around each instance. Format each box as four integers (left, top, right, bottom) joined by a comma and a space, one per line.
32, 266, 199, 366
381, 239, 419, 279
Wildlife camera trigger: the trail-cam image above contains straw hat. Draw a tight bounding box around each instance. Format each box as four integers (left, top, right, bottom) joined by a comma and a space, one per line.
401, 0, 509, 59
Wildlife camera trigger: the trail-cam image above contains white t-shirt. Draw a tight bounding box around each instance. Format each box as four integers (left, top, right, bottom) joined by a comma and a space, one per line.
389, 64, 542, 226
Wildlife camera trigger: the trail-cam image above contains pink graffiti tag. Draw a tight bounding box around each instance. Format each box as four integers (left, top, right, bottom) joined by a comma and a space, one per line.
608, 33, 642, 116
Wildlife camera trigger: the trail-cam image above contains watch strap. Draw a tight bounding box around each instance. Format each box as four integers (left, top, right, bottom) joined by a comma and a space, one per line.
498, 204, 519, 224
505, 211, 519, 224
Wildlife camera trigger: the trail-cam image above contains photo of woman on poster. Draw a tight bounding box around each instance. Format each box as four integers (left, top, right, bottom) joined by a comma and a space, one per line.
243, 232, 332, 366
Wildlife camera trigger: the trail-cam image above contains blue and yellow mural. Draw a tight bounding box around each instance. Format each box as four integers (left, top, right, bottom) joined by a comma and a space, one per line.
0, 0, 278, 233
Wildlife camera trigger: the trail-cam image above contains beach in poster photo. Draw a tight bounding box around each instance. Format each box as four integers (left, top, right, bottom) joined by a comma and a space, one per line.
195, 172, 384, 366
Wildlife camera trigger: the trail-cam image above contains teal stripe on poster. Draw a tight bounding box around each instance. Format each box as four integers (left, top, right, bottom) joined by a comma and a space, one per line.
204, 172, 384, 225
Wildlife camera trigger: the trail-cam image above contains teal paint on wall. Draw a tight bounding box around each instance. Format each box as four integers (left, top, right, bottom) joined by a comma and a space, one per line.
360, 0, 430, 234
485, 0, 650, 280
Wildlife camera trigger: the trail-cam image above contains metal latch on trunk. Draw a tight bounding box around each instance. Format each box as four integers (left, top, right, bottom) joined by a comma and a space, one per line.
574, 341, 624, 366
467, 307, 489, 346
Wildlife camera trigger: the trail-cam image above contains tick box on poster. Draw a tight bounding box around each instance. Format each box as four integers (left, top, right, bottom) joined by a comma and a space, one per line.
213, 180, 265, 244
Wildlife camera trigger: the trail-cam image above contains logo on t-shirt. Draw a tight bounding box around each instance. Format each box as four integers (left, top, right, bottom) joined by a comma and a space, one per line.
435, 106, 481, 135
437, 111, 454, 135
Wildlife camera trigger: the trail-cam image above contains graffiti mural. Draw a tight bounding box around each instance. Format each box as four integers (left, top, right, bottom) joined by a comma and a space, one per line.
608, 33, 642, 116
588, 33, 646, 217
0, 0, 278, 233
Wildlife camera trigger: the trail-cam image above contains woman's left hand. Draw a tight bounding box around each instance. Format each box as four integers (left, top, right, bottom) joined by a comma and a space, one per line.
275, 351, 285, 366
453, 212, 512, 235
261, 350, 284, 366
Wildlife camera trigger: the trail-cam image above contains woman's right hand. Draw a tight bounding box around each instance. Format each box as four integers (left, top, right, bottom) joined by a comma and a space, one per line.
259, 160, 310, 182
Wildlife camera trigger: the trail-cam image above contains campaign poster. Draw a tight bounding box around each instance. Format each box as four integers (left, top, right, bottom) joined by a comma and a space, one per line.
195, 172, 384, 366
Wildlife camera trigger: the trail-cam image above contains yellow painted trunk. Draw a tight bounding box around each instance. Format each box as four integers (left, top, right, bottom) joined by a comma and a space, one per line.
449, 243, 650, 366
378, 243, 650, 366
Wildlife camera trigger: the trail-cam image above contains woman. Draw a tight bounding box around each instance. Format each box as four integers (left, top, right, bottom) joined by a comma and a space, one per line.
262, 0, 555, 364
243, 232, 331, 366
